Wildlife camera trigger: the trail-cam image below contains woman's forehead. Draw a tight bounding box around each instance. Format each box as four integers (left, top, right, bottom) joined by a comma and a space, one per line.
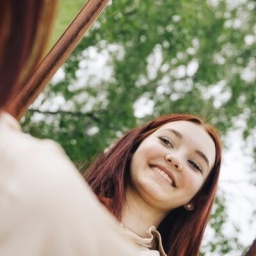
155, 121, 201, 132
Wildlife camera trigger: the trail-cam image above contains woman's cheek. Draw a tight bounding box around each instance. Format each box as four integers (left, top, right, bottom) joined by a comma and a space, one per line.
183, 172, 204, 194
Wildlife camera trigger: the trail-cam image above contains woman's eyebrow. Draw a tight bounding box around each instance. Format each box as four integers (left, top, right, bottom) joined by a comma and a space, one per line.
165, 129, 182, 139
195, 150, 209, 168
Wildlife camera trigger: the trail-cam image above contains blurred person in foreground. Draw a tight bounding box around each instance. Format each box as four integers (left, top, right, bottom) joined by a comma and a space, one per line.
0, 1, 138, 255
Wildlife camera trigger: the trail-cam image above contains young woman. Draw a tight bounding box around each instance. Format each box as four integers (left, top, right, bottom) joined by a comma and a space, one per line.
85, 114, 222, 256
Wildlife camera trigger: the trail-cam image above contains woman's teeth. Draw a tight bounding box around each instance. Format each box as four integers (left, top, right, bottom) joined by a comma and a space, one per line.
152, 166, 173, 185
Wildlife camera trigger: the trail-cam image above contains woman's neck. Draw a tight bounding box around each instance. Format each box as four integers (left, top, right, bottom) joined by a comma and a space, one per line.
121, 186, 166, 237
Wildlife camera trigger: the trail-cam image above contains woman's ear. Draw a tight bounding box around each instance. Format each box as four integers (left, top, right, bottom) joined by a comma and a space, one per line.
184, 202, 194, 211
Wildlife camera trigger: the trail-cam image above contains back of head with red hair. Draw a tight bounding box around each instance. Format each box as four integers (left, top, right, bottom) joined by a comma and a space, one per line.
85, 113, 222, 256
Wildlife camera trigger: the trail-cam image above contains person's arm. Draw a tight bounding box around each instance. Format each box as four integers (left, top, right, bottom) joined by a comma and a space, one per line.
0, 112, 139, 256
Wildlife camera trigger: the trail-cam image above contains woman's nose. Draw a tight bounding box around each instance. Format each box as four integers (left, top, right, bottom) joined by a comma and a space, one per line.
165, 154, 182, 171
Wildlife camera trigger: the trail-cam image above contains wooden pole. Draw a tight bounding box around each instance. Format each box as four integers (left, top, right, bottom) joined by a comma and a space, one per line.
7, 0, 109, 120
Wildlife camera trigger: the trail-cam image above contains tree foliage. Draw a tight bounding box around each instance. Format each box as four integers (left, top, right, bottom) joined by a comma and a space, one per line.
21, 0, 256, 254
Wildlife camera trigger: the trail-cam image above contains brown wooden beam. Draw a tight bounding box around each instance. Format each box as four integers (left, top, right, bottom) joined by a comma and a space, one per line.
7, 0, 109, 120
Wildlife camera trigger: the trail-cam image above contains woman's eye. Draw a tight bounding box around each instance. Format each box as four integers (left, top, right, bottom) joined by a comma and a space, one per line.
158, 136, 173, 148
188, 160, 202, 173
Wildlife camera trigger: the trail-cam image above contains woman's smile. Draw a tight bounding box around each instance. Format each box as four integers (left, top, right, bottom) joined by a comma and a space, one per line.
149, 164, 175, 187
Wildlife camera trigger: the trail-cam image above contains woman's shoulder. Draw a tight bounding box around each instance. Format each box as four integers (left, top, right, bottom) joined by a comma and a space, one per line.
0, 112, 64, 155
0, 111, 88, 215
0, 112, 77, 175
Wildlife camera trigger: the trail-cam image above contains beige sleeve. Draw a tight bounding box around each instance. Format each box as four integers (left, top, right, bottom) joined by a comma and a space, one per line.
0, 113, 139, 256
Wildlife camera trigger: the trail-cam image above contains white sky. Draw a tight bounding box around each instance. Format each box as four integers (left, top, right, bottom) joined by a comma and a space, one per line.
219, 129, 256, 246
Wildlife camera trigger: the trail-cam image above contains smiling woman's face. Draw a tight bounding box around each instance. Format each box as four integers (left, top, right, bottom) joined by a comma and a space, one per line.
129, 120, 216, 214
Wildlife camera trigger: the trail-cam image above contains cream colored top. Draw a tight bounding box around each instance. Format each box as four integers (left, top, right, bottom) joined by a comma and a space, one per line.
122, 225, 167, 256
0, 112, 139, 256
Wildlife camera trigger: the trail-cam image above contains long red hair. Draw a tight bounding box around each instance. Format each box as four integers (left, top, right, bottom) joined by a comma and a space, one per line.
0, 0, 57, 110
85, 113, 222, 256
